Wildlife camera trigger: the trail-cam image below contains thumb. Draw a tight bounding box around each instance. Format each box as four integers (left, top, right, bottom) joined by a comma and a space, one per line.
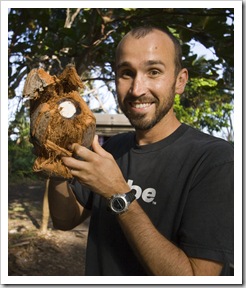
92, 135, 110, 158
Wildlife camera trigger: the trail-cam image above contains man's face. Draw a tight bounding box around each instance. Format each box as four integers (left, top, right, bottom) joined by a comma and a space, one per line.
115, 30, 178, 130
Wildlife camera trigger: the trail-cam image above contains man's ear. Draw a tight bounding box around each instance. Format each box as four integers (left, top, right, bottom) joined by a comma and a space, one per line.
175, 68, 188, 95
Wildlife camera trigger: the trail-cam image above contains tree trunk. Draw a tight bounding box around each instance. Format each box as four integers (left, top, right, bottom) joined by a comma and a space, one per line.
40, 178, 50, 233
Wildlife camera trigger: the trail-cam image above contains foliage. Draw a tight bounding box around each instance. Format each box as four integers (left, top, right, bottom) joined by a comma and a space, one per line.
8, 103, 36, 179
8, 8, 234, 176
174, 78, 233, 135
8, 139, 36, 179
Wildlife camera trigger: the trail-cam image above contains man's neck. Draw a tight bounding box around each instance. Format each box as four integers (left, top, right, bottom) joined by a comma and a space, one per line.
135, 111, 181, 146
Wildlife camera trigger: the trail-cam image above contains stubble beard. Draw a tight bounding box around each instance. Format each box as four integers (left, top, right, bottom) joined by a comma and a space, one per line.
119, 85, 176, 131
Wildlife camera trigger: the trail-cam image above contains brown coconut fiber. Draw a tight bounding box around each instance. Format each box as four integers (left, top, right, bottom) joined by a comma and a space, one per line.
23, 64, 96, 179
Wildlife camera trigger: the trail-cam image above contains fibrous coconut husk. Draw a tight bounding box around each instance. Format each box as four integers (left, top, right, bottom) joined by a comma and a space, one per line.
23, 65, 96, 179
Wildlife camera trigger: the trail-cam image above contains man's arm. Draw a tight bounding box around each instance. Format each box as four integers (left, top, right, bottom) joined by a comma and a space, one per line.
118, 200, 223, 276
62, 136, 223, 275
48, 179, 91, 230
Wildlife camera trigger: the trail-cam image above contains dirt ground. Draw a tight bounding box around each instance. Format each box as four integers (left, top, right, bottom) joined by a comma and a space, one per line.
8, 178, 89, 276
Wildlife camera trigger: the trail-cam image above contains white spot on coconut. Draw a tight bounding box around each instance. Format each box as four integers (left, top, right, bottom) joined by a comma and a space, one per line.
58, 100, 76, 118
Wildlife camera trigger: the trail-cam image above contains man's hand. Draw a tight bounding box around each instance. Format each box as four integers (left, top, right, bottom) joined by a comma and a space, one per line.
62, 136, 224, 276
62, 135, 130, 198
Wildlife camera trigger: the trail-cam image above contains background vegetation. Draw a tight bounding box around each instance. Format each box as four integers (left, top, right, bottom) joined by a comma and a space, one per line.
8, 8, 234, 179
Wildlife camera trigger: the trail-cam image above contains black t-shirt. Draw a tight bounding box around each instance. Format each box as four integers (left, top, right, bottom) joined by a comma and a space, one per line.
71, 124, 234, 276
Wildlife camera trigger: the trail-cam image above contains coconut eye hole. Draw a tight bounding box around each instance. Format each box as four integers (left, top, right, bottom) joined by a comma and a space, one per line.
58, 99, 80, 118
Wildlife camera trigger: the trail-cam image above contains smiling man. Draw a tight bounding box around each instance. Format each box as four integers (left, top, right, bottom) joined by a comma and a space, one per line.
48, 26, 234, 276
115, 28, 187, 142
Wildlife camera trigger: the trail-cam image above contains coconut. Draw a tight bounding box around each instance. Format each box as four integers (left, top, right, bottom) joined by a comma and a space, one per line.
23, 65, 96, 178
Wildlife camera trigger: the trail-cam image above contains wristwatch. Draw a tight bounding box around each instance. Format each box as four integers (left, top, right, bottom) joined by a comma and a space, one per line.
108, 190, 136, 215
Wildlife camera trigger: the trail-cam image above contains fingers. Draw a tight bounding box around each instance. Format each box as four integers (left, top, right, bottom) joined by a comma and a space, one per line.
62, 143, 92, 171
62, 135, 108, 168
92, 135, 112, 158
69, 135, 112, 160
62, 156, 85, 171
61, 136, 126, 197
69, 142, 94, 162
62, 135, 114, 179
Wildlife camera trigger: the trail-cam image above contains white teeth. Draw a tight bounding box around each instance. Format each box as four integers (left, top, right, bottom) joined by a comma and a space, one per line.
132, 103, 151, 109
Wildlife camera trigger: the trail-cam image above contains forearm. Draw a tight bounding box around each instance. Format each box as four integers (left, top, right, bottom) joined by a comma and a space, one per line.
118, 201, 194, 276
48, 179, 86, 230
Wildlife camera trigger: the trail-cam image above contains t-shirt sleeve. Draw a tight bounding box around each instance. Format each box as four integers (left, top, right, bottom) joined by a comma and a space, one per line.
69, 178, 94, 210
178, 143, 234, 273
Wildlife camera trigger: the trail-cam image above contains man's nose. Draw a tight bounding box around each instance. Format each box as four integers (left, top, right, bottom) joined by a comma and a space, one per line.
129, 75, 147, 97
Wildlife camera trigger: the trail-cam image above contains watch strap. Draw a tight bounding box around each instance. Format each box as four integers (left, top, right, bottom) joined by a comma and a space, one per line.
125, 189, 136, 203
107, 189, 136, 214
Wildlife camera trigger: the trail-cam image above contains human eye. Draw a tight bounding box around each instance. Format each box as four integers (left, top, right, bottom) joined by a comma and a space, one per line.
148, 69, 161, 78
119, 69, 134, 79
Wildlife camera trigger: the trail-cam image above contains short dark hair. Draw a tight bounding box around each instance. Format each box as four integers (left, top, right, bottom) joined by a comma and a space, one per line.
128, 26, 183, 76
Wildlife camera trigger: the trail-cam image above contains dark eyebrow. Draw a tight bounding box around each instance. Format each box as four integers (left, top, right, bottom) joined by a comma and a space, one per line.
116, 61, 131, 70
145, 60, 165, 67
116, 60, 165, 70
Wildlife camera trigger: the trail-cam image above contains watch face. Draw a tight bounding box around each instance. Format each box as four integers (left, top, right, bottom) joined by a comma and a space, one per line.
111, 196, 127, 213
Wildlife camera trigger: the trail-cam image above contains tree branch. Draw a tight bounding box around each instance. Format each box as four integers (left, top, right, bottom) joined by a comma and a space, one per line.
64, 8, 81, 28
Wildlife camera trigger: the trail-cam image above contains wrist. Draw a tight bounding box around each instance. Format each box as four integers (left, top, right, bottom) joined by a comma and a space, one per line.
107, 189, 136, 215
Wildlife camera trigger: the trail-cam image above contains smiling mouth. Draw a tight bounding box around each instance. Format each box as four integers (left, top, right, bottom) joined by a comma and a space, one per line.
130, 102, 153, 109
